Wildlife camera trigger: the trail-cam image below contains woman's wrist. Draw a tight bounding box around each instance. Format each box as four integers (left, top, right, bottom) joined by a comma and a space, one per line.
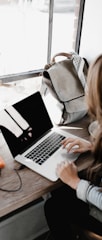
88, 142, 92, 150
67, 177, 81, 190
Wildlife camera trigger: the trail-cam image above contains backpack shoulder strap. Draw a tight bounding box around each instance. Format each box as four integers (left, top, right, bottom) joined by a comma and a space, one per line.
72, 52, 88, 89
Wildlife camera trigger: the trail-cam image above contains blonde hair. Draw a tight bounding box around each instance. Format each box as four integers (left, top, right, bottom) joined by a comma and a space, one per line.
86, 55, 102, 184
86, 55, 102, 124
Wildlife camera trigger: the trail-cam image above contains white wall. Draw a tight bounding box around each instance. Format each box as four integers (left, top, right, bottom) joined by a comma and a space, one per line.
79, 0, 102, 64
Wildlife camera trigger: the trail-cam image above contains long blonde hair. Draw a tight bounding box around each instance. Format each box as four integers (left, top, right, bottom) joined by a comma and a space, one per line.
86, 55, 102, 123
86, 55, 102, 184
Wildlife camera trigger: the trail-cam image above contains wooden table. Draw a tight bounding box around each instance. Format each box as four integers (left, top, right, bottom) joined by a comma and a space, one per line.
0, 115, 93, 218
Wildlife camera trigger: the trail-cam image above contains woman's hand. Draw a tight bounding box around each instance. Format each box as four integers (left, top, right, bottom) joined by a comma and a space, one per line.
56, 161, 80, 190
61, 137, 92, 154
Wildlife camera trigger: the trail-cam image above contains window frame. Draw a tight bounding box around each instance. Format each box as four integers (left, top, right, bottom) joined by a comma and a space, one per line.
0, 0, 85, 84
75, 0, 85, 53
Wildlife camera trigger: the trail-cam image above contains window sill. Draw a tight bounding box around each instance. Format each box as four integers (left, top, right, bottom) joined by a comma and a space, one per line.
0, 76, 42, 110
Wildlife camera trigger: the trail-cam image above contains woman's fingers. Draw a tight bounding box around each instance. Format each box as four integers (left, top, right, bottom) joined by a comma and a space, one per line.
61, 137, 92, 153
56, 160, 72, 175
61, 138, 80, 152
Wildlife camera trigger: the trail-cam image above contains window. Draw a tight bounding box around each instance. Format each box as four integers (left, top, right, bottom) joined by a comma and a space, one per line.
0, 0, 82, 108
0, 0, 77, 77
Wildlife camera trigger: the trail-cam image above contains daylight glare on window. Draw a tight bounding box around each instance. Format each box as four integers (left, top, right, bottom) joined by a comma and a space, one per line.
0, 0, 76, 77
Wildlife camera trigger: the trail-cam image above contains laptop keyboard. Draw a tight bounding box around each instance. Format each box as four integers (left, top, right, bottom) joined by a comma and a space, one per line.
25, 132, 65, 165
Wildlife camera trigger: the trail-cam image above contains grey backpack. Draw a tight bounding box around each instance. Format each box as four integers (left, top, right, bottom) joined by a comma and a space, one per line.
41, 52, 88, 125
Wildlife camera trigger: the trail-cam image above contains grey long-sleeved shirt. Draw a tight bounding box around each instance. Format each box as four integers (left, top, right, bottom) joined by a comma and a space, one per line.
76, 179, 102, 222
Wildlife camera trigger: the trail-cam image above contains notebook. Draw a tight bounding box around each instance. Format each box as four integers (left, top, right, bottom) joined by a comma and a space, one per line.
0, 91, 80, 181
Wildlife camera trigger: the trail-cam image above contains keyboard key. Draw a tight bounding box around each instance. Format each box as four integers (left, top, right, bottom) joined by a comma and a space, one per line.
25, 132, 65, 165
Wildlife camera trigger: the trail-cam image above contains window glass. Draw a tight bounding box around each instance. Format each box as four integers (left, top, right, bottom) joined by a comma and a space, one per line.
0, 0, 49, 76
0, 0, 76, 76
51, 0, 75, 56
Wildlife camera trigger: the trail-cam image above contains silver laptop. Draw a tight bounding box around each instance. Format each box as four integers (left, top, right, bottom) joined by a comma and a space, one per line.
0, 91, 80, 181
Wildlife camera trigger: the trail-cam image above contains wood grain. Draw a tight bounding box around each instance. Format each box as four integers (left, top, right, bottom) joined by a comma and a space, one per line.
0, 115, 93, 218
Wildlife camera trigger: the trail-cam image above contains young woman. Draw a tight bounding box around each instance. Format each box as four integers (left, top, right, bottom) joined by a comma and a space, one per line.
44, 55, 102, 239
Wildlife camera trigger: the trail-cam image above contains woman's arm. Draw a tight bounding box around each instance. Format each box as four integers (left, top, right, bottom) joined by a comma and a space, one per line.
56, 161, 102, 211
76, 180, 102, 210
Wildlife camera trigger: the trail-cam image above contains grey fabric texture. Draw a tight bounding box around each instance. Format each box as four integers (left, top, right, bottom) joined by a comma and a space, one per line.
41, 52, 88, 125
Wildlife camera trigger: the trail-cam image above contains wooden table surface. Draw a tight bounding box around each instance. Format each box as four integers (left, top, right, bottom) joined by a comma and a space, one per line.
0, 115, 93, 218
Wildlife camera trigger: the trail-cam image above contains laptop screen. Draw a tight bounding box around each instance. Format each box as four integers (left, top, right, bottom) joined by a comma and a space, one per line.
0, 91, 53, 157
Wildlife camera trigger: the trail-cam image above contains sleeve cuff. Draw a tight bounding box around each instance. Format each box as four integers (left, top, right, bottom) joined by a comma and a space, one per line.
76, 179, 90, 202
